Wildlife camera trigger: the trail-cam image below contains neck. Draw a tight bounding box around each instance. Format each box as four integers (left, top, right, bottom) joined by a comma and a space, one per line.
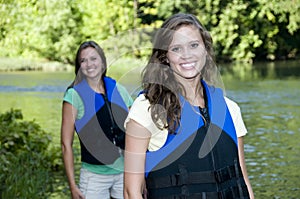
184, 79, 205, 108
87, 78, 105, 94
177, 74, 200, 92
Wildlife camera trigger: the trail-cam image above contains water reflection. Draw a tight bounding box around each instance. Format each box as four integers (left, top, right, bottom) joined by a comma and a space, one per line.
220, 60, 300, 80
0, 72, 72, 93
221, 61, 300, 198
0, 85, 66, 92
255, 60, 300, 79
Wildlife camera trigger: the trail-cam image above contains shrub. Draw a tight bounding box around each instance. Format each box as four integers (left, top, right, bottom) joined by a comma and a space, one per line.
0, 109, 54, 198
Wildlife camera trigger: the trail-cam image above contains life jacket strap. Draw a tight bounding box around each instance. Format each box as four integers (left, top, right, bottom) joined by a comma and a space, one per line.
147, 164, 243, 189
150, 185, 250, 199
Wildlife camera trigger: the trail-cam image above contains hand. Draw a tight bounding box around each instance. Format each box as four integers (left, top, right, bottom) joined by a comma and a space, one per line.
142, 187, 147, 199
70, 186, 85, 199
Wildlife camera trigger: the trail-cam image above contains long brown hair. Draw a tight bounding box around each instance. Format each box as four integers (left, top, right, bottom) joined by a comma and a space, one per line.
142, 13, 220, 134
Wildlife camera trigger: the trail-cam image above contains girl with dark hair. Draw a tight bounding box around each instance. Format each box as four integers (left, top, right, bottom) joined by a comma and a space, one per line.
124, 14, 254, 199
61, 41, 133, 199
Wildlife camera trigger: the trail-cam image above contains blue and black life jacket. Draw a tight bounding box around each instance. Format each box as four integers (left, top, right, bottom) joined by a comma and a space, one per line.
73, 77, 128, 165
145, 80, 250, 199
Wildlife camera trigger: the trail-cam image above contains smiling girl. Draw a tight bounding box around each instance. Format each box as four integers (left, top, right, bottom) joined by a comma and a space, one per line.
124, 14, 254, 199
61, 41, 133, 199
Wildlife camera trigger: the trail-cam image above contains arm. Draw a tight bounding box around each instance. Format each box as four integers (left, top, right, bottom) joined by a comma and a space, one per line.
61, 102, 85, 199
225, 97, 254, 198
238, 137, 255, 199
124, 119, 151, 199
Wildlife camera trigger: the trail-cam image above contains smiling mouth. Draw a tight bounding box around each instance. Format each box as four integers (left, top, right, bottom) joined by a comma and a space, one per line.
87, 68, 95, 72
180, 62, 196, 69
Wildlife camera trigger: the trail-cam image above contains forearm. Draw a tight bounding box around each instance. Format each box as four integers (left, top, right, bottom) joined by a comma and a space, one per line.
238, 137, 255, 199
124, 172, 145, 199
62, 144, 77, 189
124, 150, 146, 199
124, 120, 151, 199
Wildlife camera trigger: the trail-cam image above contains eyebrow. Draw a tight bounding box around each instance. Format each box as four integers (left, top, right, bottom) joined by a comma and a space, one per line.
169, 40, 200, 47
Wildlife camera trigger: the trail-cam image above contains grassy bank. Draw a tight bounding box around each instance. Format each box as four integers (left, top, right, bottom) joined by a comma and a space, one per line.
0, 57, 73, 72
0, 57, 147, 75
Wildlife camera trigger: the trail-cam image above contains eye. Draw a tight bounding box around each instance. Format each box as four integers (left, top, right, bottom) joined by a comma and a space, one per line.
80, 58, 86, 63
190, 42, 199, 49
90, 57, 97, 61
170, 46, 181, 53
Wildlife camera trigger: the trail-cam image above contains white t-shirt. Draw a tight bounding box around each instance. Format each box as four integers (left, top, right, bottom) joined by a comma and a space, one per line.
124, 94, 247, 151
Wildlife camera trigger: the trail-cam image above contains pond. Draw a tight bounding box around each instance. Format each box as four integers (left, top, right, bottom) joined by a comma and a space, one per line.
0, 60, 299, 198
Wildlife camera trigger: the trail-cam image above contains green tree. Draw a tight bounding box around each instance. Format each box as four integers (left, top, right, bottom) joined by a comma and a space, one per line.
199, 0, 300, 62
137, 0, 300, 62
0, 0, 83, 63
78, 0, 146, 60
253, 0, 300, 60
0, 0, 299, 64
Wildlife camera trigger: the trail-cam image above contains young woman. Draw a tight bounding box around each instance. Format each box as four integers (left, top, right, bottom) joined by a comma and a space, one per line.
61, 41, 133, 199
124, 13, 254, 199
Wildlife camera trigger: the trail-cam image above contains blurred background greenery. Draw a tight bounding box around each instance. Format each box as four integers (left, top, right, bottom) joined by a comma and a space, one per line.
0, 0, 299, 68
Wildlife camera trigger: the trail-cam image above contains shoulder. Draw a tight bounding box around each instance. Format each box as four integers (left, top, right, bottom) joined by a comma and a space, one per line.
224, 96, 241, 113
132, 93, 149, 105
129, 94, 150, 115
116, 82, 134, 107
64, 88, 79, 100
63, 88, 82, 105
116, 82, 128, 92
125, 94, 152, 129
125, 94, 168, 151
64, 87, 84, 119
224, 96, 248, 137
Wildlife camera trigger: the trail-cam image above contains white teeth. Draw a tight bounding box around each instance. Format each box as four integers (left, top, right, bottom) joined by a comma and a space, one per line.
181, 63, 195, 68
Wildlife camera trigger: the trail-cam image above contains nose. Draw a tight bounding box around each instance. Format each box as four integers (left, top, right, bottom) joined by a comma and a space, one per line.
85, 59, 92, 67
180, 47, 192, 59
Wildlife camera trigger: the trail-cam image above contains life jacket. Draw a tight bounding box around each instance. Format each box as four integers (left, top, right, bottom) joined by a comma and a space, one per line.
73, 77, 128, 165
145, 80, 250, 199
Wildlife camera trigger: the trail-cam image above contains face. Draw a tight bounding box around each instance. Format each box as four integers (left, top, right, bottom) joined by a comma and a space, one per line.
79, 47, 104, 81
166, 25, 207, 80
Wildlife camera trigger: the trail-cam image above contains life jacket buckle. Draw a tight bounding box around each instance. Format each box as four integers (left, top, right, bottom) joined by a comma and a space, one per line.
214, 170, 223, 183
181, 185, 190, 196
178, 164, 189, 185
214, 165, 235, 183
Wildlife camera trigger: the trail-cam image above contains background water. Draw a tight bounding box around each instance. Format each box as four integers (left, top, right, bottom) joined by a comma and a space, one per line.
0, 60, 299, 198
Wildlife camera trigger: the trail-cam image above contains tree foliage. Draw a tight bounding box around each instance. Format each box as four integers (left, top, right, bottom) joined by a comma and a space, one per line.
0, 0, 299, 64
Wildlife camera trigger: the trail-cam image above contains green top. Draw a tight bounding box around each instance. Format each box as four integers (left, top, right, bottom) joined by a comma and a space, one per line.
63, 82, 133, 174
